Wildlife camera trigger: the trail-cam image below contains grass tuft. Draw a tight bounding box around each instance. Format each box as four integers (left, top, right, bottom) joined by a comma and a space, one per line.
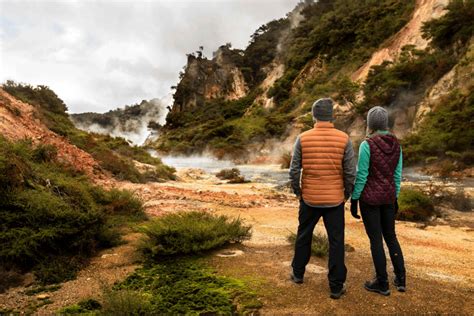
139, 211, 251, 258
287, 232, 329, 258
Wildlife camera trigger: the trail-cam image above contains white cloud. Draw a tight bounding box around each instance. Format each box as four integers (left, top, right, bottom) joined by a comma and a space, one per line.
0, 0, 299, 113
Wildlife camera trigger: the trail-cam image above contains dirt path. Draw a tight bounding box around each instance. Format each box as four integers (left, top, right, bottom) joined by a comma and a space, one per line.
2, 168, 473, 315
115, 170, 474, 315
0, 233, 141, 315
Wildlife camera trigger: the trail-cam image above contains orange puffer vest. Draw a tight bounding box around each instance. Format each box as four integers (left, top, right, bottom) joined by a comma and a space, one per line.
300, 121, 349, 206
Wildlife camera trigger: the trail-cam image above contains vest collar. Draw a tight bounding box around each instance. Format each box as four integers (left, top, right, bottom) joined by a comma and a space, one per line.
314, 121, 334, 129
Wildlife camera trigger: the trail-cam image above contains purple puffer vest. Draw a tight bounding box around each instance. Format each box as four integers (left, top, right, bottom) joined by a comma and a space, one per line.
361, 134, 401, 205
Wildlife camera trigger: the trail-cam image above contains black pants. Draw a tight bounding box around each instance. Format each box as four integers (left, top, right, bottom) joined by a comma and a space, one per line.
291, 200, 346, 292
360, 201, 406, 283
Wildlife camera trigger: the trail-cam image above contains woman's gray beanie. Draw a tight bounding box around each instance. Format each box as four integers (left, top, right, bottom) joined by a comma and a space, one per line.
367, 106, 388, 131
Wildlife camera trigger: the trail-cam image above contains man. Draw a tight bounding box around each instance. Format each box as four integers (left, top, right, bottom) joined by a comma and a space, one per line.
289, 98, 356, 299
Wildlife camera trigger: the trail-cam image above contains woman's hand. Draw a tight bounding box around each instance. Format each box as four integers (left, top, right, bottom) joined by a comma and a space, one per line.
350, 199, 360, 219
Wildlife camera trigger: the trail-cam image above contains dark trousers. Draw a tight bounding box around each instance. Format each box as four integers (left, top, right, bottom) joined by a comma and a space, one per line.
360, 201, 406, 283
291, 200, 346, 292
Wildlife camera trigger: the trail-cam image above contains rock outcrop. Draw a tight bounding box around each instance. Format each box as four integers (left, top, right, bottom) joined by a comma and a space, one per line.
352, 0, 449, 82
171, 45, 248, 113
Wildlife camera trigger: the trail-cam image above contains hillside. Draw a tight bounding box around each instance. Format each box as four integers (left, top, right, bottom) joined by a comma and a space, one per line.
70, 96, 171, 145
1, 81, 175, 183
150, 0, 472, 174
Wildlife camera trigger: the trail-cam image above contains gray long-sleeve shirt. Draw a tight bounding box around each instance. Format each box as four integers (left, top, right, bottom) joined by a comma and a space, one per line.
289, 136, 357, 207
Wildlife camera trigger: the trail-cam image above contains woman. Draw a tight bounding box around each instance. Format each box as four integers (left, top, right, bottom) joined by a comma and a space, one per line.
350, 106, 406, 296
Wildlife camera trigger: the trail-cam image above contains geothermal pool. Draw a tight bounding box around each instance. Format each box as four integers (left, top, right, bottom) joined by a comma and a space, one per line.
160, 155, 290, 186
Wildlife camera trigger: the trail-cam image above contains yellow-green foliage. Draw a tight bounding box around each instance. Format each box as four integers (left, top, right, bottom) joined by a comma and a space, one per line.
112, 259, 262, 315
397, 188, 435, 222
0, 137, 145, 285
139, 211, 251, 258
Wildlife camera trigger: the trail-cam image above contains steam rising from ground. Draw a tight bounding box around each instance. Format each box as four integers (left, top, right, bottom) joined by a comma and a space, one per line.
71, 95, 172, 145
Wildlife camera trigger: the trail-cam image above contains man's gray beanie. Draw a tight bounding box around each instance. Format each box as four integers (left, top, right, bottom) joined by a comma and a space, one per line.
367, 106, 388, 131
312, 98, 333, 121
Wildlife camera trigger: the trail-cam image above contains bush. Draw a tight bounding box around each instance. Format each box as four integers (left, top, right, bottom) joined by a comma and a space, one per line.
60, 298, 102, 314
33, 256, 84, 285
397, 188, 435, 221
0, 136, 145, 286
139, 212, 251, 258
287, 232, 329, 258
425, 156, 438, 164
216, 168, 248, 183
113, 259, 261, 315
32, 144, 57, 163
446, 188, 472, 212
99, 290, 151, 316
403, 89, 473, 164
422, 0, 474, 51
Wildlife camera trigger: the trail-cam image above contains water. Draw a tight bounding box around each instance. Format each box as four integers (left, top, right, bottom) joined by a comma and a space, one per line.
159, 155, 290, 185
154, 153, 472, 190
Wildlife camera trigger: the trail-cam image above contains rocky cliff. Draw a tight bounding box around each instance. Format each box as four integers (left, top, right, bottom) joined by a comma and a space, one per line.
171, 46, 249, 114
152, 0, 472, 170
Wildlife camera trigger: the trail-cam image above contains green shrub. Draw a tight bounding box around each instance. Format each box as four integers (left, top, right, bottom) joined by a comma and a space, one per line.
403, 89, 473, 164
114, 260, 261, 315
33, 256, 84, 285
422, 0, 474, 51
425, 156, 438, 164
0, 137, 145, 286
99, 290, 152, 316
445, 151, 462, 159
32, 144, 57, 163
60, 298, 102, 314
24, 284, 61, 296
397, 188, 435, 222
287, 232, 329, 258
3, 80, 68, 115
139, 212, 251, 258
215, 168, 248, 183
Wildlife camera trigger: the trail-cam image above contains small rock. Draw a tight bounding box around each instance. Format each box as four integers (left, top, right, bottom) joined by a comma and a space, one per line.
216, 250, 244, 257
37, 294, 50, 300
101, 253, 118, 259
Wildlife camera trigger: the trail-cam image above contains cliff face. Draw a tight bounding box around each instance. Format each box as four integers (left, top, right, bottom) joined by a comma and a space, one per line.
171, 46, 248, 113
352, 0, 449, 82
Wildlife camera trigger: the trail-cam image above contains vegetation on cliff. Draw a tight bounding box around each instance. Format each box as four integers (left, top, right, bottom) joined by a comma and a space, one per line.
154, 0, 417, 158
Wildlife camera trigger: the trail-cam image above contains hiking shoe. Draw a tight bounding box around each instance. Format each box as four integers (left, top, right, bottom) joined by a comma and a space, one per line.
394, 275, 406, 292
330, 284, 346, 299
364, 279, 390, 296
290, 272, 303, 284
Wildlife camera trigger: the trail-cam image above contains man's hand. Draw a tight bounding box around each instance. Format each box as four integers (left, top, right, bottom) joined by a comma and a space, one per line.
350, 199, 360, 219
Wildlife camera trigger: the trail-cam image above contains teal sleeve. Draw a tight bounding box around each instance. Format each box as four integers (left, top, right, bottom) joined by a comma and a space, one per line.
394, 147, 403, 197
351, 140, 370, 200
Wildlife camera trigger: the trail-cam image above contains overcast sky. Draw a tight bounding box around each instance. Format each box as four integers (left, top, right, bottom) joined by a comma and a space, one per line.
0, 0, 299, 113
